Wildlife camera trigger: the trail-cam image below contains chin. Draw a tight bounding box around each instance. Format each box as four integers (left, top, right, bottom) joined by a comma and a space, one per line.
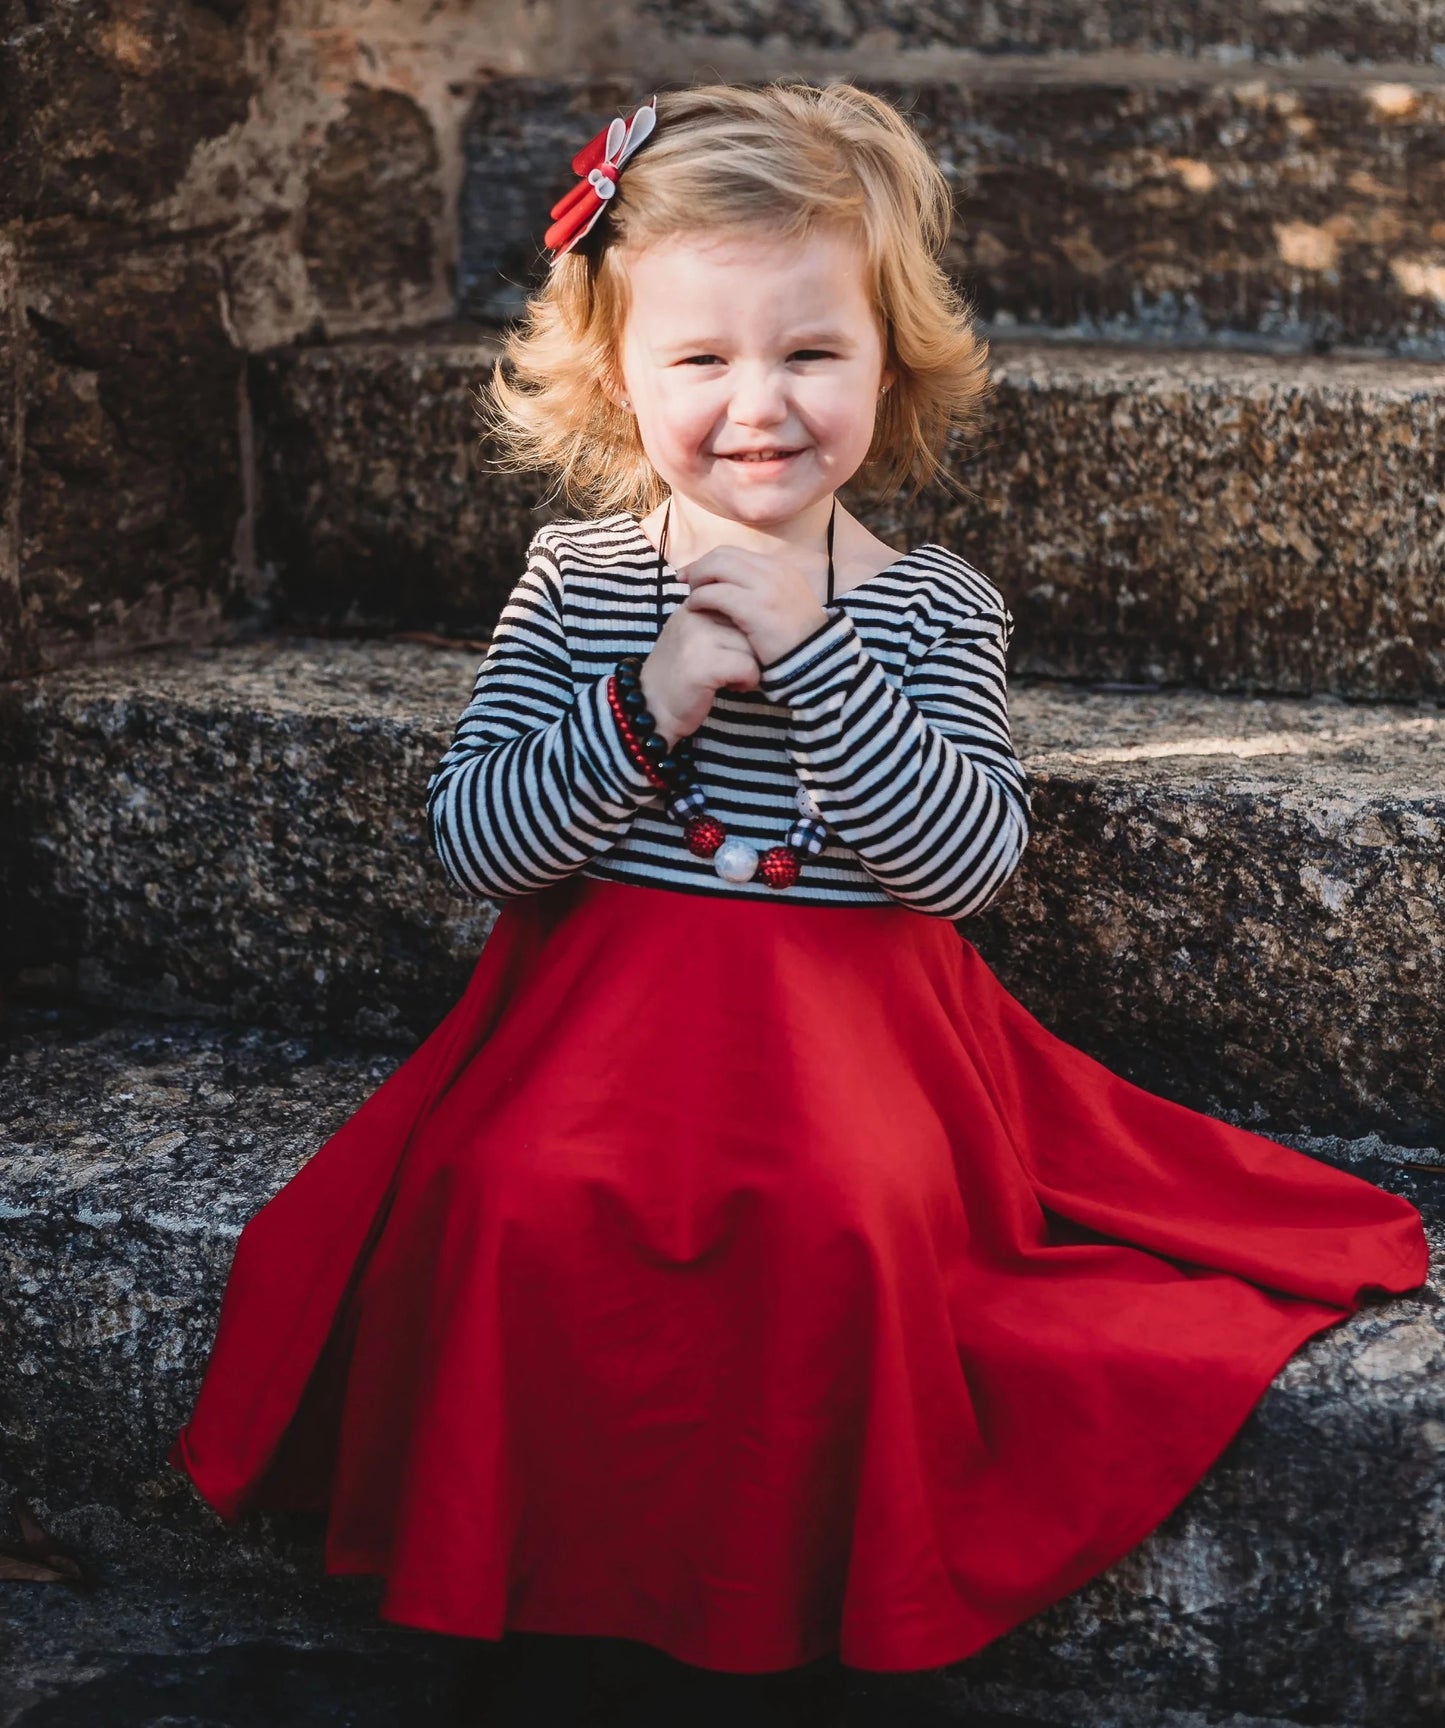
722, 498, 813, 529
709, 477, 829, 518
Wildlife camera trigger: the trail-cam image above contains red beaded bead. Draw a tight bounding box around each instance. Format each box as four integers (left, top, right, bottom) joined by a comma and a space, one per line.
758, 845, 802, 889
683, 815, 726, 859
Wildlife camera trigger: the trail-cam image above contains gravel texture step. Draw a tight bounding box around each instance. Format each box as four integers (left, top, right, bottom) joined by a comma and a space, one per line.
462, 73, 1445, 354
1, 641, 1440, 1139
0, 1009, 1439, 1727
250, 331, 1444, 700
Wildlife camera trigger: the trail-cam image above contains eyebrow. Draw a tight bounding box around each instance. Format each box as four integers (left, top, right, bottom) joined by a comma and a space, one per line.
656, 329, 859, 352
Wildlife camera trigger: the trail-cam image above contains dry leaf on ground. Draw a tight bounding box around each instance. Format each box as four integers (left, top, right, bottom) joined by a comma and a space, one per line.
0, 1495, 88, 1587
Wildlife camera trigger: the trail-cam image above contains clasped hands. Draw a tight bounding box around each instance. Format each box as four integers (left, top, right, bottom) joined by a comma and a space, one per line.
638, 545, 832, 747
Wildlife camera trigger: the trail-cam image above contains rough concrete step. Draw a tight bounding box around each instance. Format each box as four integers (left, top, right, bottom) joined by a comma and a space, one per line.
0, 1009, 1439, 1728
0, 1574, 1329, 1728
631, 0, 1445, 67
249, 330, 1444, 701
1, 642, 1440, 1141
0, 1563, 454, 1728
0, 1574, 1401, 1728
462, 72, 1445, 355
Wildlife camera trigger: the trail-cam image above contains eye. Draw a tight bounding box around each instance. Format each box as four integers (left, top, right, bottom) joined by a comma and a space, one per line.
677, 354, 723, 366
790, 349, 838, 362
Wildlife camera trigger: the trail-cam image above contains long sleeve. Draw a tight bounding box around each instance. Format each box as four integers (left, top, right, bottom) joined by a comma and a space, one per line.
425, 535, 659, 900
757, 600, 1033, 920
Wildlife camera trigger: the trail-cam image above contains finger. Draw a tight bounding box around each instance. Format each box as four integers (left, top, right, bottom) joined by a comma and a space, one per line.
683, 587, 752, 628
686, 612, 753, 651
715, 646, 763, 685
682, 551, 767, 589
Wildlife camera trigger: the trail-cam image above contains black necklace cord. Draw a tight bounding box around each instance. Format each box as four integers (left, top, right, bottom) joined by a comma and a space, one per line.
825, 496, 836, 605
654, 494, 838, 627
655, 495, 670, 636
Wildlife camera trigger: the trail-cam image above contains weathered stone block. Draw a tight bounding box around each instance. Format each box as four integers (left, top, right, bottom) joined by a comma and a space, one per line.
634, 0, 1445, 65
252, 329, 549, 633
249, 331, 1445, 699
0, 640, 495, 1043
0, 1567, 455, 1727
460, 75, 1445, 353
917, 78, 1445, 355
0, 1014, 404, 1581
0, 1011, 1438, 1724
299, 84, 445, 333
0, 0, 256, 226
0, 643, 1440, 1140
13, 226, 250, 673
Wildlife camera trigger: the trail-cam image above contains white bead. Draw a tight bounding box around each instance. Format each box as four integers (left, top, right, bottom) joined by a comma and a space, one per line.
713, 838, 759, 883
795, 783, 822, 820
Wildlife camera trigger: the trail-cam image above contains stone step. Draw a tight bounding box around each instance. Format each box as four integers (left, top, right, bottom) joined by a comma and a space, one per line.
0, 1008, 1439, 1728
629, 0, 1445, 67
2, 1575, 1353, 1728
0, 1577, 1405, 1728
252, 330, 1444, 700
0, 1562, 454, 1728
0, 642, 1440, 1141
461, 72, 1445, 354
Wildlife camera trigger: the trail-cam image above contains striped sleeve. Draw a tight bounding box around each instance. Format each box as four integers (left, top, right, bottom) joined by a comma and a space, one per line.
757, 597, 1033, 920
424, 534, 659, 900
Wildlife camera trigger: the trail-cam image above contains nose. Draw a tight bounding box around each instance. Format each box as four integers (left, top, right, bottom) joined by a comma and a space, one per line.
727, 362, 790, 430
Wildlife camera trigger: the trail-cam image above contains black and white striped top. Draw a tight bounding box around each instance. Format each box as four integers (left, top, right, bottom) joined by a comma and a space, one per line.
426, 514, 1033, 919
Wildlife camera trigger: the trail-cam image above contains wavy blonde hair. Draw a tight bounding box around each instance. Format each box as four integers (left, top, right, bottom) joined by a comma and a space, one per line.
482, 80, 991, 513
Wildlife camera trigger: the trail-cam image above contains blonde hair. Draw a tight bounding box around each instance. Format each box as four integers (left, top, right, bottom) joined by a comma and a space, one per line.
482, 80, 991, 513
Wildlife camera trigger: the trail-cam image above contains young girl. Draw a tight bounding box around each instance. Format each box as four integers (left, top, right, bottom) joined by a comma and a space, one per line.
170, 82, 1428, 1728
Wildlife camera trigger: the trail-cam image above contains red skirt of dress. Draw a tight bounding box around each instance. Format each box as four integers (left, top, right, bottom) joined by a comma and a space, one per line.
169, 876, 1428, 1673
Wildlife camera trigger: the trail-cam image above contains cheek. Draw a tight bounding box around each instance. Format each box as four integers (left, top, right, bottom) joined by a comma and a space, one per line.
800, 374, 880, 451
639, 382, 718, 461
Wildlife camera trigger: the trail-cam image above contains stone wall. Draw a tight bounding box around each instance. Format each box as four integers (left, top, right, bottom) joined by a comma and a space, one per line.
461, 71, 1445, 348
0, 0, 566, 683
4, 0, 1443, 683
635, 1, 1445, 63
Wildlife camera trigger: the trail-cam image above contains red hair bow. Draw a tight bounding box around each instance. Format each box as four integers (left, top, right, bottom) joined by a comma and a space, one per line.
544, 96, 658, 258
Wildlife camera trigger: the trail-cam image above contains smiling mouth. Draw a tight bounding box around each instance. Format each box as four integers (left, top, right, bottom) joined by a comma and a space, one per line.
719, 449, 805, 463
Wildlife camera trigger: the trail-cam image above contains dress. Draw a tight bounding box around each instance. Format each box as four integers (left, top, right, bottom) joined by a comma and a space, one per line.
169, 516, 1429, 1674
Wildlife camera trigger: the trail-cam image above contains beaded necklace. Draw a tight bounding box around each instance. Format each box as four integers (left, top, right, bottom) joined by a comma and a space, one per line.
605, 497, 835, 890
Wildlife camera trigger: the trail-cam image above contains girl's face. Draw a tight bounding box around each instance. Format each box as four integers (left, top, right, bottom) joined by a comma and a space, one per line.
614, 225, 892, 531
